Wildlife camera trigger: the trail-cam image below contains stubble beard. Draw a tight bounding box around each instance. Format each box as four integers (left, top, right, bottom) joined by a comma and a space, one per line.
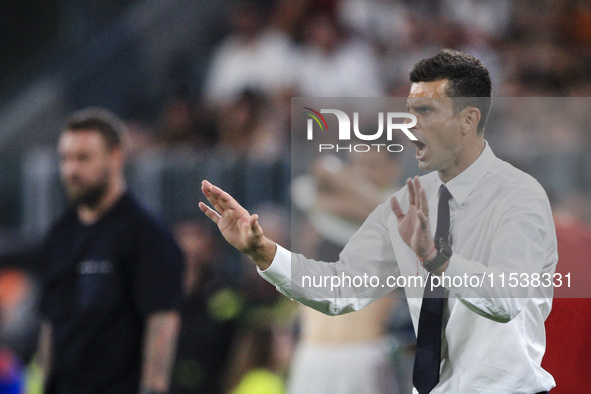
63, 175, 109, 209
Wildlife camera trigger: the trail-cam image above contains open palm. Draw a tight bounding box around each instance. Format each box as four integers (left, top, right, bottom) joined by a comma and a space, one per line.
390, 177, 434, 258
199, 180, 264, 254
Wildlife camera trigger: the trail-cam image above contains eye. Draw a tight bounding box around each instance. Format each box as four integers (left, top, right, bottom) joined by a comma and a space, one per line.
73, 153, 90, 163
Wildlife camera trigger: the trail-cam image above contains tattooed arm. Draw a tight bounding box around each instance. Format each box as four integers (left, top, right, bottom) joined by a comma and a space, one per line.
139, 311, 181, 393
39, 321, 52, 386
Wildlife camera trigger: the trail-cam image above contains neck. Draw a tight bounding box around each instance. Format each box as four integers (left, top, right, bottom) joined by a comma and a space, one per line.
439, 138, 485, 183
77, 177, 126, 225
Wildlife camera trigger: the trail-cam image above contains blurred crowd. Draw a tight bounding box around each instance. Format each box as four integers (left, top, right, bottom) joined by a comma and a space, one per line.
128, 0, 591, 154
1, 0, 591, 392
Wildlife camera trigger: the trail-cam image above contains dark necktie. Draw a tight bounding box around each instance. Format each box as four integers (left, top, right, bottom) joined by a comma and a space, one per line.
413, 185, 452, 394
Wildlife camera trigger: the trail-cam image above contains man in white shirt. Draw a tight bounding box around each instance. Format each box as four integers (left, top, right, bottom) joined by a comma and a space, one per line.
199, 49, 557, 393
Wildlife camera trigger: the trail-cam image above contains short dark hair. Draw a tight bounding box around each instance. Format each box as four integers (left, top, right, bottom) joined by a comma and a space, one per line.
64, 107, 127, 149
410, 49, 492, 133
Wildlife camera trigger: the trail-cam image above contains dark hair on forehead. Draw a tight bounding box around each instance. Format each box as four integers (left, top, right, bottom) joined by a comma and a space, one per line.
409, 49, 492, 133
64, 107, 127, 149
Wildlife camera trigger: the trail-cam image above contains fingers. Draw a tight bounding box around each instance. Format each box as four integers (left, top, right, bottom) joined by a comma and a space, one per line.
201, 179, 234, 219
201, 180, 222, 212
202, 180, 229, 209
202, 179, 242, 215
212, 186, 235, 210
250, 214, 263, 238
417, 178, 429, 216
417, 210, 429, 230
201, 179, 256, 226
201, 179, 213, 195
414, 177, 422, 210
406, 178, 416, 207
390, 196, 405, 222
408, 176, 429, 217
199, 201, 220, 224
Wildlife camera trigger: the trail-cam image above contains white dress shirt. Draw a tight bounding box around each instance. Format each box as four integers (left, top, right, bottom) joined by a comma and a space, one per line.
259, 142, 558, 393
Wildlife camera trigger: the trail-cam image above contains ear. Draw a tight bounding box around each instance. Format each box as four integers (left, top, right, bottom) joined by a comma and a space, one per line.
110, 146, 126, 171
460, 107, 481, 135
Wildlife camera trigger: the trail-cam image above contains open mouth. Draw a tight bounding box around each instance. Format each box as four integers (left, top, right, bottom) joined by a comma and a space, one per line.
412, 140, 427, 158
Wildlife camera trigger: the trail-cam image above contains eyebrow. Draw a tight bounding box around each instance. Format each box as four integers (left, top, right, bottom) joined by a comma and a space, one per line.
406, 102, 434, 112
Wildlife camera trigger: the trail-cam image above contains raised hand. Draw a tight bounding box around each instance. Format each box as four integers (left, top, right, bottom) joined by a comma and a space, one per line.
390, 176, 435, 259
199, 180, 276, 269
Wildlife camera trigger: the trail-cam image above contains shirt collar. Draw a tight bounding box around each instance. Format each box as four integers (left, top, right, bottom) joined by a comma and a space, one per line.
438, 140, 496, 205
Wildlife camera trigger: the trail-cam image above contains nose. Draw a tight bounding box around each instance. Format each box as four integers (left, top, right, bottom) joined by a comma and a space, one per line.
406, 113, 419, 131
61, 158, 79, 179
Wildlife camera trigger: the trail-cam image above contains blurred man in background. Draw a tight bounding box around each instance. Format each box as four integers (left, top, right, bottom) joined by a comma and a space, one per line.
38, 108, 184, 394
170, 217, 241, 394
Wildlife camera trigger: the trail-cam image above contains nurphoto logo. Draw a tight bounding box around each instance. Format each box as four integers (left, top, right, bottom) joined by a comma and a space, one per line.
302, 107, 417, 153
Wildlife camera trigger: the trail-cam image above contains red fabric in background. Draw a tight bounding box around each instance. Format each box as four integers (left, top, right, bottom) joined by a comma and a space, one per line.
542, 217, 591, 393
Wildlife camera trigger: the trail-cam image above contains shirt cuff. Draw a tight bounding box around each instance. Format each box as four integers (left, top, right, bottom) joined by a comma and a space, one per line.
257, 243, 292, 288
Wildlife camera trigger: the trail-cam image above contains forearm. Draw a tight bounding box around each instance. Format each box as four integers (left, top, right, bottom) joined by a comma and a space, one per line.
443, 199, 557, 322
260, 202, 398, 314
39, 321, 52, 383
442, 253, 552, 322
140, 311, 181, 393
258, 244, 393, 316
